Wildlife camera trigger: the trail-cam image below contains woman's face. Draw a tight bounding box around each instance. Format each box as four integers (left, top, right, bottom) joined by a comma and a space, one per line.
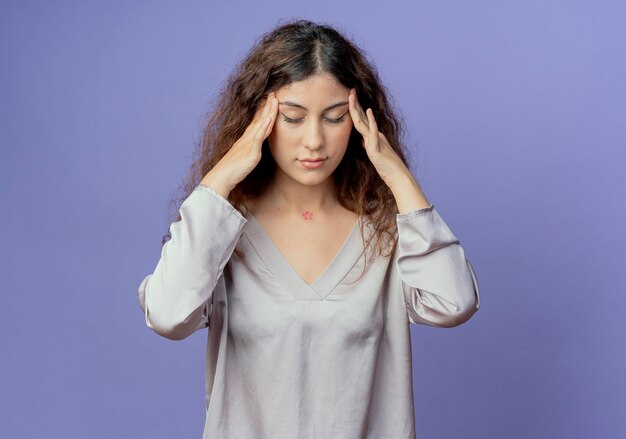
267, 72, 353, 187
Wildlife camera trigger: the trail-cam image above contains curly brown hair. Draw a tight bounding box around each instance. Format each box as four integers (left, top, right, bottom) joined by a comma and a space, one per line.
162, 18, 418, 265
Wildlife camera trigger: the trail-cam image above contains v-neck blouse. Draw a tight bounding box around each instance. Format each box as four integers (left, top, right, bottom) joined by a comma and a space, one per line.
138, 183, 480, 439
243, 211, 363, 300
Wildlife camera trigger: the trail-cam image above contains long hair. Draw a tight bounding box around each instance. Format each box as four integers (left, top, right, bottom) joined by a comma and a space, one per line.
162, 19, 417, 263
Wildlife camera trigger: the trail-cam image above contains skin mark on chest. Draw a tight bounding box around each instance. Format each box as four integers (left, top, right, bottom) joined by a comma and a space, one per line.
302, 211, 314, 220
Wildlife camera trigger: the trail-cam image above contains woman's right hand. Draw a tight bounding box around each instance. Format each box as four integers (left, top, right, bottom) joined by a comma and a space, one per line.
200, 92, 279, 197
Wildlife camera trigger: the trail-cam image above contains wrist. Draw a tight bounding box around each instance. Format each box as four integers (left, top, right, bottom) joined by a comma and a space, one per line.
200, 174, 234, 199
388, 174, 431, 214
387, 172, 418, 193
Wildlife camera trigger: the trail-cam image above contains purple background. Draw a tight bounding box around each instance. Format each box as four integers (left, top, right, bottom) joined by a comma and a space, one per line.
2, 1, 625, 438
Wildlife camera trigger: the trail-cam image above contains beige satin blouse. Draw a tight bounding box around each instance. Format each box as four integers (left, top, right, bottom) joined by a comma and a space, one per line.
138, 183, 480, 438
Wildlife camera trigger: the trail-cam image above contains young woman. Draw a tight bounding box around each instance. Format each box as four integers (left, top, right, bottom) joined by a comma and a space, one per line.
138, 19, 480, 439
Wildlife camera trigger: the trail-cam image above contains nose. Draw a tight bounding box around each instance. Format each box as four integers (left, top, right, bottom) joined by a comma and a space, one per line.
302, 118, 323, 150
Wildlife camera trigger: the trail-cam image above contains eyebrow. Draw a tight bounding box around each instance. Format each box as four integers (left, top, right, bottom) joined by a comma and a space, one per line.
278, 100, 348, 112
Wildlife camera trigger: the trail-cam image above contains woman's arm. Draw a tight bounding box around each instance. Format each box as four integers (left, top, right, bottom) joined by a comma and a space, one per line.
137, 184, 247, 340
394, 203, 480, 328
345, 91, 480, 326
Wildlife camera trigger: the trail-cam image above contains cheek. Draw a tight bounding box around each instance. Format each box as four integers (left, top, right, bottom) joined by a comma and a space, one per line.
269, 123, 297, 145
334, 123, 353, 144
268, 129, 295, 161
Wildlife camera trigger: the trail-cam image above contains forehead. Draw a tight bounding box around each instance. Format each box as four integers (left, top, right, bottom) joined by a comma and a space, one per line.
275, 73, 348, 101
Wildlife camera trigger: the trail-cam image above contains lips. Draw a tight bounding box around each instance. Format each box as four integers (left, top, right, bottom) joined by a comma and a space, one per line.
298, 158, 326, 169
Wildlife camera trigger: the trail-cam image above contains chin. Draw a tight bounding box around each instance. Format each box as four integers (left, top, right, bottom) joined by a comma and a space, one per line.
290, 169, 331, 185
296, 175, 330, 186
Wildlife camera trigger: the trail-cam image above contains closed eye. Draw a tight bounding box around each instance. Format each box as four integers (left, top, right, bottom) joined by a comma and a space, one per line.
281, 113, 347, 124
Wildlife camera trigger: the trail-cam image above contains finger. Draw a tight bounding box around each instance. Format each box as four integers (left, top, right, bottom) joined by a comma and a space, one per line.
258, 92, 275, 121
348, 90, 369, 136
253, 96, 277, 142
352, 90, 369, 125
254, 114, 272, 145
366, 108, 379, 150
262, 96, 279, 138
247, 92, 275, 135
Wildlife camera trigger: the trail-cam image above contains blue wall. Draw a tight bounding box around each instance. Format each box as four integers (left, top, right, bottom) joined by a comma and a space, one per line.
1, 1, 624, 437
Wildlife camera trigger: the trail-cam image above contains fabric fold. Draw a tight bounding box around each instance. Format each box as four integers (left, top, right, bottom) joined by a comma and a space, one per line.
395, 205, 480, 327
137, 183, 247, 340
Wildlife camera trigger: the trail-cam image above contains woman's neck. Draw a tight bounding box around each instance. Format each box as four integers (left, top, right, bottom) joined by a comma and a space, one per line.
261, 172, 340, 218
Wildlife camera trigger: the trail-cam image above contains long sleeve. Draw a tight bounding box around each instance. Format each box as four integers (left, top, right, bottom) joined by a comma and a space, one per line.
395, 204, 480, 328
137, 184, 247, 340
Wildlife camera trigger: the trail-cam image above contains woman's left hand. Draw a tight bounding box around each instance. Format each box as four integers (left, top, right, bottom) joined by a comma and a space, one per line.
348, 88, 411, 189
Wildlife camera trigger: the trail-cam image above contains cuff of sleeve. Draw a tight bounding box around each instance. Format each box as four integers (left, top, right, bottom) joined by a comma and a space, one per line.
396, 204, 459, 253
194, 183, 247, 223
396, 203, 435, 221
